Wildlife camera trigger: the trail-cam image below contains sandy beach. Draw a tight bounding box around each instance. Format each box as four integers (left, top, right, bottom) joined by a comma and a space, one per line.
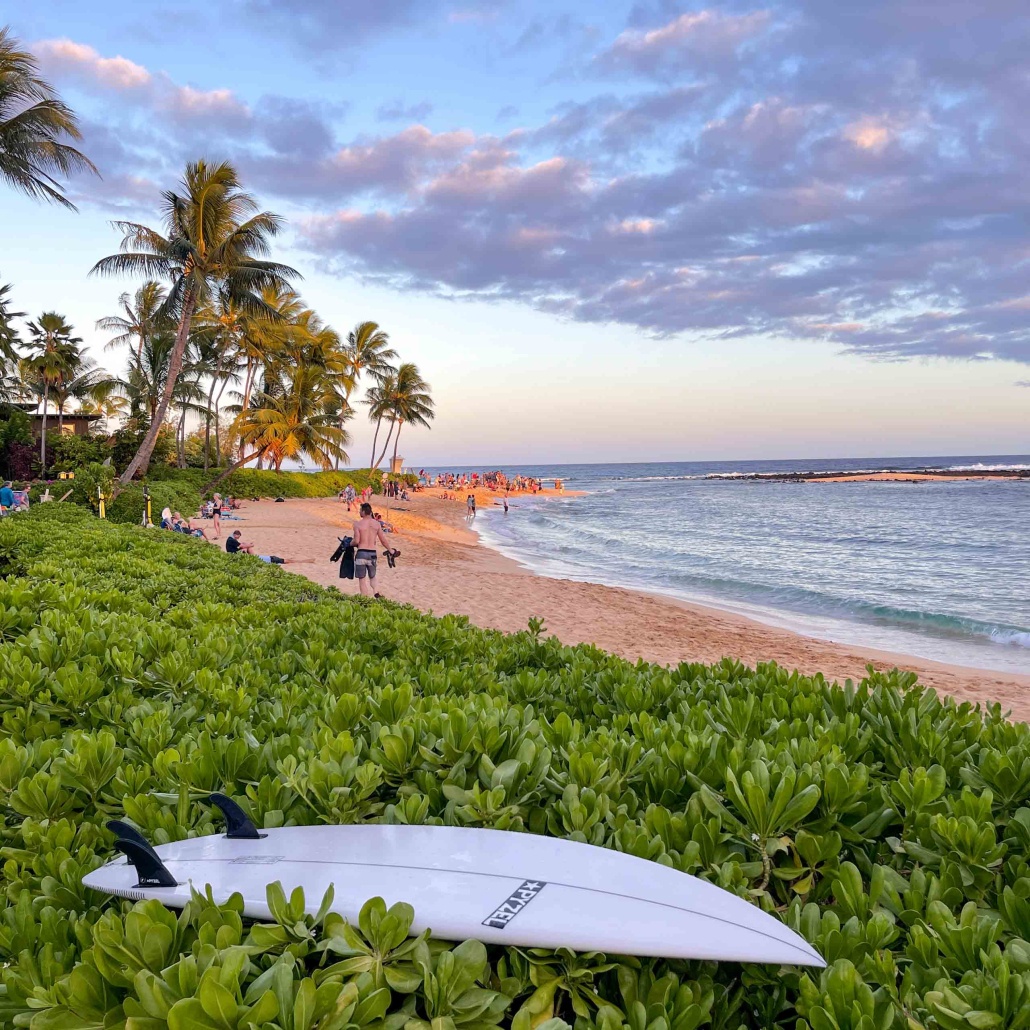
210, 490, 1030, 722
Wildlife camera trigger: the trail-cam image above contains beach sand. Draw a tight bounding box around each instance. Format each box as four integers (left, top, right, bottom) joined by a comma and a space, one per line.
215, 490, 1030, 722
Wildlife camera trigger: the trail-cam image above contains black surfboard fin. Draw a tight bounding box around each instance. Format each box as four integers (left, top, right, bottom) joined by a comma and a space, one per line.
114, 838, 177, 888
206, 792, 266, 839
107, 819, 156, 865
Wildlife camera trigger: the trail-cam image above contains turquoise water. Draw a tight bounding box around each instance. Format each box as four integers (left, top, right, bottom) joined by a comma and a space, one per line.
438, 457, 1030, 675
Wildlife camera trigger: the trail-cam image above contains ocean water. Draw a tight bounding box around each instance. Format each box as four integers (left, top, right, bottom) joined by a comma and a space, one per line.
424, 456, 1030, 675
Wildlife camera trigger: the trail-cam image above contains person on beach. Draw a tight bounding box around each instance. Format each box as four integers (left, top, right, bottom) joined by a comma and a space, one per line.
353, 502, 393, 598
225, 530, 311, 564
210, 494, 222, 538
172, 512, 210, 539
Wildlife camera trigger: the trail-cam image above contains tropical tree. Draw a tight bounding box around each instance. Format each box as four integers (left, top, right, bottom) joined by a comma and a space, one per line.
235, 284, 305, 417
77, 379, 127, 431
207, 360, 348, 488
90, 159, 298, 483
342, 321, 395, 470
0, 26, 97, 208
366, 372, 395, 470
23, 311, 81, 469
96, 280, 168, 362
372, 362, 434, 469
0, 280, 23, 389
117, 330, 173, 422
48, 352, 113, 429
193, 293, 245, 471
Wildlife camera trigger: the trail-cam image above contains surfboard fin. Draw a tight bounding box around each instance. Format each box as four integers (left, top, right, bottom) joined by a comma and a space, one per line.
107, 820, 156, 866
114, 838, 177, 888
207, 793, 266, 839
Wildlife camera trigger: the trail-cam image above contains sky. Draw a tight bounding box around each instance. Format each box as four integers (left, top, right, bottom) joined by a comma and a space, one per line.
2, 0, 1029, 465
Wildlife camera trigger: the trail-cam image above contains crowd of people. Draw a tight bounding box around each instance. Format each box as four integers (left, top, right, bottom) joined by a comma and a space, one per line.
428, 470, 558, 494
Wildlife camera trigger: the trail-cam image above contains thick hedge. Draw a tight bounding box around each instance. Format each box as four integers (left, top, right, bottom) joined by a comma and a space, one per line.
0, 505, 1028, 1029
92, 467, 392, 526
146, 467, 390, 500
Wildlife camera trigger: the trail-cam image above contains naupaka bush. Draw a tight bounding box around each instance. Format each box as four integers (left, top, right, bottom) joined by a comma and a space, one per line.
0, 504, 1027, 1028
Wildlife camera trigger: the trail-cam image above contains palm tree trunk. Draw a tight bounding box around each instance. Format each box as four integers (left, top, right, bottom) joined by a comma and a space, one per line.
119, 287, 197, 484
335, 389, 350, 472
58, 402, 64, 433
204, 371, 219, 473
369, 417, 383, 468
177, 405, 188, 468
391, 422, 403, 466
39, 384, 49, 470
373, 419, 396, 469
203, 448, 265, 493
213, 376, 230, 466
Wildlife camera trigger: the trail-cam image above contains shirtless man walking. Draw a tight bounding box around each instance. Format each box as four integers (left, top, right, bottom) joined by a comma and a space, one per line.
353, 502, 393, 597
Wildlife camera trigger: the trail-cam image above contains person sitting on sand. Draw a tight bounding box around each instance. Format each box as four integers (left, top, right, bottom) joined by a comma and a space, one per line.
172, 512, 210, 539
224, 529, 311, 565
353, 502, 393, 598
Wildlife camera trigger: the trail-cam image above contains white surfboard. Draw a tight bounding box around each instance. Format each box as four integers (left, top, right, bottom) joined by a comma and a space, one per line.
83, 821, 823, 966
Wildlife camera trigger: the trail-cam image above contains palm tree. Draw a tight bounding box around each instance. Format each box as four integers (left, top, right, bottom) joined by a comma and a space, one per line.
117, 329, 173, 422
49, 352, 113, 429
193, 290, 247, 471
23, 311, 81, 469
366, 372, 395, 470
0, 280, 23, 390
96, 281, 168, 362
372, 362, 434, 469
342, 322, 395, 470
206, 361, 347, 489
90, 159, 298, 483
0, 26, 97, 209
77, 380, 127, 431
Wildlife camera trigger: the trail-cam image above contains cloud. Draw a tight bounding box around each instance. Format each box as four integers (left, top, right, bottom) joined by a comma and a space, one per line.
34, 39, 152, 91
376, 100, 435, 123
594, 9, 772, 77
34, 37, 251, 131
33, 2, 1030, 366
241, 0, 437, 49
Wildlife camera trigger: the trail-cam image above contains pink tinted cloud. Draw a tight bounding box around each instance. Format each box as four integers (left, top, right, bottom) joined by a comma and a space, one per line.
596, 9, 772, 75
33, 38, 251, 129
34, 39, 152, 91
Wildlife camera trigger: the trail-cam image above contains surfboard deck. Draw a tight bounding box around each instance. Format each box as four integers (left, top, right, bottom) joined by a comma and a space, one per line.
82, 824, 823, 966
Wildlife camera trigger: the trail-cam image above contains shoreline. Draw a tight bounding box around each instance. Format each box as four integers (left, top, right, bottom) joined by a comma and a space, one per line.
727, 469, 1030, 483
215, 490, 1030, 721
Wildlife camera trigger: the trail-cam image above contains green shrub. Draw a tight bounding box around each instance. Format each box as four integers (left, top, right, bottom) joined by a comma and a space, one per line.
147, 465, 387, 499
49, 432, 111, 472
0, 505, 1027, 1029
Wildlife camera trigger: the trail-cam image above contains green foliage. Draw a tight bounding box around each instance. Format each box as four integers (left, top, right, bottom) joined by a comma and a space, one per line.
0, 406, 31, 447
1, 505, 1029, 1030
48, 433, 111, 472
69, 462, 115, 513
147, 465, 387, 499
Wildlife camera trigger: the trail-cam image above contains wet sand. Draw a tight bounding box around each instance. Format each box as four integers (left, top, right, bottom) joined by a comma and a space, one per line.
213, 491, 1030, 722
